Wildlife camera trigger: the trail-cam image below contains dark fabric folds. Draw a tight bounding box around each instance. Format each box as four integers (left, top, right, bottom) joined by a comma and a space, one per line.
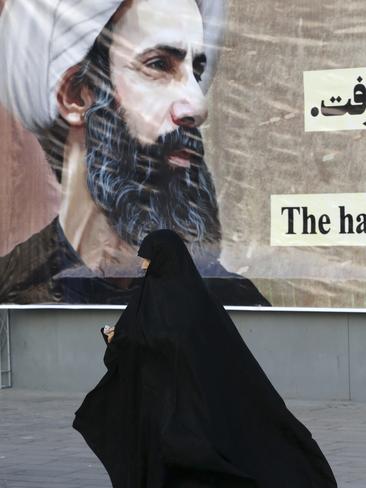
72, 229, 337, 488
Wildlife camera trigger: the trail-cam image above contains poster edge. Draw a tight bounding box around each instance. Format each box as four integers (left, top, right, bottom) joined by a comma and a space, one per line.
1, 305, 366, 313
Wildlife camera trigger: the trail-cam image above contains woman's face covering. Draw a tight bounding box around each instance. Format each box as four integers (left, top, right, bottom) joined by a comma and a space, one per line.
137, 229, 202, 281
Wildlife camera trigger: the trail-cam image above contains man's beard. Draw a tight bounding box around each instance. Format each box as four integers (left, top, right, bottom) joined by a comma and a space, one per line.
84, 89, 222, 262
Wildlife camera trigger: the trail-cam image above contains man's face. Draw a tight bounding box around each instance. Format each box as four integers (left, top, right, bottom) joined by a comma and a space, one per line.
82, 0, 221, 260
109, 0, 208, 147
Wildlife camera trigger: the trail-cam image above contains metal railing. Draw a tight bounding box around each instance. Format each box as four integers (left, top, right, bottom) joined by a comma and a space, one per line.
0, 310, 11, 388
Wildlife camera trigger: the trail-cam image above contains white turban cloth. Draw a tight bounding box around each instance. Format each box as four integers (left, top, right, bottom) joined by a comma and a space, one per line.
0, 0, 226, 135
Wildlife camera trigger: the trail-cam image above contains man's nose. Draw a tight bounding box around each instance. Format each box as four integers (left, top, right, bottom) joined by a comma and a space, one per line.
170, 99, 208, 128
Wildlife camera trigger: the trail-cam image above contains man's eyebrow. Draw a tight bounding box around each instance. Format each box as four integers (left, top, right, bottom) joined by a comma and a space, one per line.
139, 45, 187, 60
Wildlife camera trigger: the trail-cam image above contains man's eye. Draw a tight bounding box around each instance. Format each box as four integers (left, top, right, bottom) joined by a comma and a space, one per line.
193, 62, 206, 83
145, 58, 171, 72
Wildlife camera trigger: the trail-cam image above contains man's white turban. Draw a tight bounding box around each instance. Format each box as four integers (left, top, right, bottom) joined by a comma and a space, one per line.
0, 0, 225, 135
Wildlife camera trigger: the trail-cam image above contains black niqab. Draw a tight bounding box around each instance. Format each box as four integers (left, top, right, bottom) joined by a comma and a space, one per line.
72, 229, 337, 488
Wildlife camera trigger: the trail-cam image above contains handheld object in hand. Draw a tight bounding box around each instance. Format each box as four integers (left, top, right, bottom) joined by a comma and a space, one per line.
103, 325, 114, 334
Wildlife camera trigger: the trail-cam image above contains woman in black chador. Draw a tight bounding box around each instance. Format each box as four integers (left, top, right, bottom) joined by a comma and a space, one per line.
72, 229, 338, 488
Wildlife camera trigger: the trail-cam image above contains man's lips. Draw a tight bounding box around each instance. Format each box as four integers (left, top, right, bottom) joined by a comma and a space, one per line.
166, 148, 201, 169
167, 149, 191, 168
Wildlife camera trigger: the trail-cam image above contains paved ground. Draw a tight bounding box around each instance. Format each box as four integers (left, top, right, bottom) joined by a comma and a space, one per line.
0, 389, 365, 488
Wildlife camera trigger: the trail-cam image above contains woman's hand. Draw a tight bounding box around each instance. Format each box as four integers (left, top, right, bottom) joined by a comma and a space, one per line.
106, 330, 115, 343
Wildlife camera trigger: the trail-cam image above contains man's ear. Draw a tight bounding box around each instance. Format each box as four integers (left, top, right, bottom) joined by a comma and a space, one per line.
57, 65, 94, 126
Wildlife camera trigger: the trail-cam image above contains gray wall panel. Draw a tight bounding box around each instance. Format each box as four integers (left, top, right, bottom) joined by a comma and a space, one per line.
7, 310, 364, 401
231, 312, 349, 401
9, 309, 122, 392
349, 314, 366, 402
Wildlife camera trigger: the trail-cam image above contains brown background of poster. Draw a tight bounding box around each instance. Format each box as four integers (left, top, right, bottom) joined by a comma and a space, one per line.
0, 106, 60, 257
1, 0, 366, 307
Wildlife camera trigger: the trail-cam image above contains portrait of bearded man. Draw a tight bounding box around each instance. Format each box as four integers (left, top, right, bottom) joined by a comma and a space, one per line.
0, 0, 270, 306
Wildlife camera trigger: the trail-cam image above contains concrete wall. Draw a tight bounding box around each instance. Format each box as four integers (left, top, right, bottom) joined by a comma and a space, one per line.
7, 309, 366, 401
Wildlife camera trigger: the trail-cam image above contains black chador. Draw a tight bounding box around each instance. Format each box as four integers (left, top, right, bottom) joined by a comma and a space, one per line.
72, 229, 338, 488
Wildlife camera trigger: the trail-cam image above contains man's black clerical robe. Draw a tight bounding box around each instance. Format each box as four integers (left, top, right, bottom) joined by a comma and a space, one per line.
0, 217, 270, 306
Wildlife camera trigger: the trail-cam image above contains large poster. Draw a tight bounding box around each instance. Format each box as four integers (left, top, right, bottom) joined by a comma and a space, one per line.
1, 0, 366, 309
